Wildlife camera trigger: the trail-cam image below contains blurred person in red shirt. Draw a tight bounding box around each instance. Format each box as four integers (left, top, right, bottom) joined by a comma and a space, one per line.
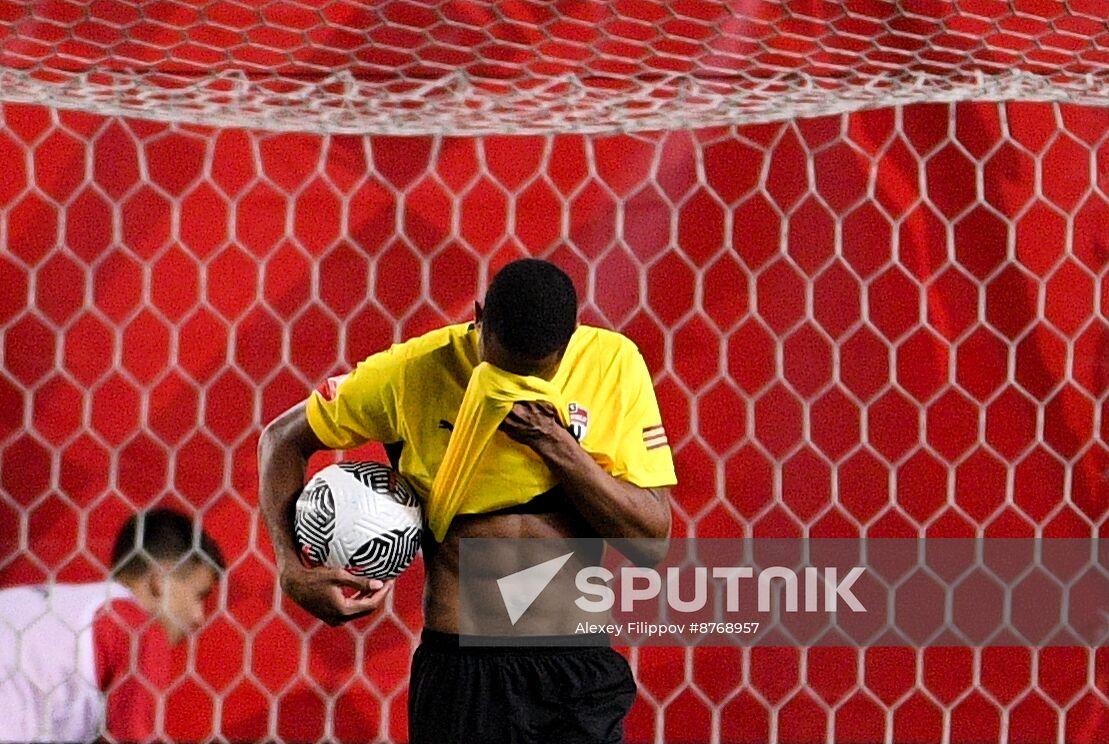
0, 508, 224, 743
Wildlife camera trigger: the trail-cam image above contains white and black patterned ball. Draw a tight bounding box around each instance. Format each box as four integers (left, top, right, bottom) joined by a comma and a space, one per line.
293, 461, 422, 581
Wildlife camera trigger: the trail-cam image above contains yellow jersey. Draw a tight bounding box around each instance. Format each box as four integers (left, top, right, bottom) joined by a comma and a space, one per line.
305, 323, 677, 514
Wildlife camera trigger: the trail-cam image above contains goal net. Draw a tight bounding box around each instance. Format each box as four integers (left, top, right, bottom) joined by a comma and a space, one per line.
0, 1, 1106, 742
2, 0, 1107, 134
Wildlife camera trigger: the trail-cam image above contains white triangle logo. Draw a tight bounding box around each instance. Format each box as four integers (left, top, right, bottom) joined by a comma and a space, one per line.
496, 552, 574, 625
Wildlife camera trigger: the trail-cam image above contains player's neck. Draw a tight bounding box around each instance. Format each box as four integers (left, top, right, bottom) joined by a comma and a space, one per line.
116, 572, 159, 616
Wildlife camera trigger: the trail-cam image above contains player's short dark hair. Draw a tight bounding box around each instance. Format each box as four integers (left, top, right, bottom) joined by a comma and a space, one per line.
483, 259, 577, 359
111, 508, 226, 579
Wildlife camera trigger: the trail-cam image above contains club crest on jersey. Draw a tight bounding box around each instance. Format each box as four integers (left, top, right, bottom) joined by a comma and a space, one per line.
567, 402, 589, 442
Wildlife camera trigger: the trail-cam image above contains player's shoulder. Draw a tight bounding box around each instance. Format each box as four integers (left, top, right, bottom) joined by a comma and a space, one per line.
386, 323, 476, 362
570, 325, 643, 365
354, 323, 476, 380
92, 581, 153, 627
95, 597, 151, 629
0, 581, 132, 623
573, 325, 637, 350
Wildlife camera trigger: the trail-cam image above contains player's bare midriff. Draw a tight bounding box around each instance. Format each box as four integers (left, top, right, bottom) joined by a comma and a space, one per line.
422, 507, 606, 635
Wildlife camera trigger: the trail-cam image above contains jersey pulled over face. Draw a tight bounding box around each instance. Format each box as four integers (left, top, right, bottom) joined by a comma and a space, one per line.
305, 324, 677, 515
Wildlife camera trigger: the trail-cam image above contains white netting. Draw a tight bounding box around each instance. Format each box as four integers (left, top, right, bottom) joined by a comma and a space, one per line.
0, 0, 1106, 134
1, 1, 1107, 742
0, 99, 1105, 743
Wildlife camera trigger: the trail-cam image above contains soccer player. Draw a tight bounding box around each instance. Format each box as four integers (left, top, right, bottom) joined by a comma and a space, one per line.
259, 258, 676, 743
0, 508, 225, 743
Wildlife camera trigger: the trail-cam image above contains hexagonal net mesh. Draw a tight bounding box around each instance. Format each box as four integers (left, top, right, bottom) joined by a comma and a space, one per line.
0, 0, 1106, 134
0, 2, 1107, 744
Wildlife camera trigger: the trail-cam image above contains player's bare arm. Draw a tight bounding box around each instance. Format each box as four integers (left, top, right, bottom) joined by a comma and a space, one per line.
258, 402, 393, 625
499, 399, 672, 565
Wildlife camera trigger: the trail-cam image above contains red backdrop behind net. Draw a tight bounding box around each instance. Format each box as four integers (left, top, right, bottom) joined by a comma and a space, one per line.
0, 1, 1106, 742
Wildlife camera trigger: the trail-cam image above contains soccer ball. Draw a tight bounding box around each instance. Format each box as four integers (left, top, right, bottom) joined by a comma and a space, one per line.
293, 461, 422, 581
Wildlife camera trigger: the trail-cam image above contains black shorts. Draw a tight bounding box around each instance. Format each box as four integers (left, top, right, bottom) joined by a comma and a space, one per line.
408, 630, 637, 744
